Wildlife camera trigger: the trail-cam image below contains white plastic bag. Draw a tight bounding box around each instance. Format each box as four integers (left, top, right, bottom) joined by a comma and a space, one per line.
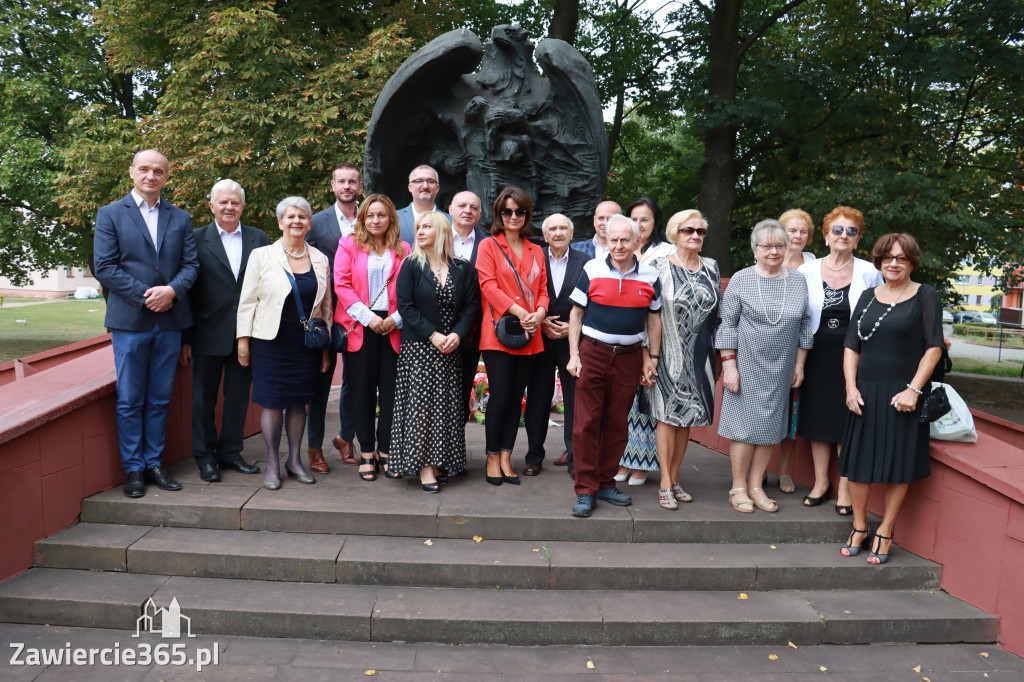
929, 382, 978, 443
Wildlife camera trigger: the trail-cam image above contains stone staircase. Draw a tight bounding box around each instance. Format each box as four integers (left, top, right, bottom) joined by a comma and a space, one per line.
0, 425, 999, 648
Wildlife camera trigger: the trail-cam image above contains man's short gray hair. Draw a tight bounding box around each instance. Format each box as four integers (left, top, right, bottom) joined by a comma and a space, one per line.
541, 213, 574, 236
749, 219, 789, 252
210, 179, 245, 205
276, 196, 312, 221
606, 214, 639, 242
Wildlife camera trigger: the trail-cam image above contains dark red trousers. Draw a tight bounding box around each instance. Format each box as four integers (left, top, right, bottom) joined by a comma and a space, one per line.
572, 336, 642, 496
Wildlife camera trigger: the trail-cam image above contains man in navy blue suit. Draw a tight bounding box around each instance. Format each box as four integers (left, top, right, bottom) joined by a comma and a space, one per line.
448, 190, 487, 428
570, 199, 620, 261
93, 149, 199, 498
396, 164, 451, 243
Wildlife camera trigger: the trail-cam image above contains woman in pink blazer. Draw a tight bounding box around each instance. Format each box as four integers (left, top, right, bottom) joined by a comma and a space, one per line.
334, 194, 409, 482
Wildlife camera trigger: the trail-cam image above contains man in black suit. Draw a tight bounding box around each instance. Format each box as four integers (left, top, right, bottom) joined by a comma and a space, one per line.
523, 213, 588, 477
305, 162, 362, 472
181, 179, 269, 482
449, 190, 488, 426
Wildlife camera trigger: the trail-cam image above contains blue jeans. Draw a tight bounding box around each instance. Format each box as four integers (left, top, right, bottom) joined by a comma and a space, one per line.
111, 327, 181, 472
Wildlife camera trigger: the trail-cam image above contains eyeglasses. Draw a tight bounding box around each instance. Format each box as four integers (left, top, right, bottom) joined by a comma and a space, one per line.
501, 208, 528, 219
756, 244, 786, 252
830, 224, 859, 237
881, 253, 910, 265
681, 226, 708, 237
410, 178, 438, 186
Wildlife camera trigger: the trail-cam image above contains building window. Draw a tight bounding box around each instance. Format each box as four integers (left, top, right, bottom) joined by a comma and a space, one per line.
63, 266, 73, 276
960, 294, 970, 304
954, 275, 971, 284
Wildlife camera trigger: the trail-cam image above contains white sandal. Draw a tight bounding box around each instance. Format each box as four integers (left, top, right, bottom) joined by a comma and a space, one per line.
658, 488, 678, 510
729, 487, 754, 514
749, 487, 779, 513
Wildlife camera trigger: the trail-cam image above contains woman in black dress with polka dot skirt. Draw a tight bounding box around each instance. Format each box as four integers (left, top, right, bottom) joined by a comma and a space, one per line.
389, 212, 480, 492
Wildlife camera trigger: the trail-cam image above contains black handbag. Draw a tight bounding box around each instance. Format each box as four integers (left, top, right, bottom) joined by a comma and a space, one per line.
283, 268, 331, 350
920, 346, 953, 423
488, 243, 532, 350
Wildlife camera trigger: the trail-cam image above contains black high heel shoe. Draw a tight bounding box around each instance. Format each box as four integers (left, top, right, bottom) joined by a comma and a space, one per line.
379, 454, 402, 479
840, 528, 870, 557
867, 532, 893, 565
421, 482, 440, 494
485, 454, 503, 486
499, 453, 520, 485
803, 482, 831, 507
358, 457, 377, 482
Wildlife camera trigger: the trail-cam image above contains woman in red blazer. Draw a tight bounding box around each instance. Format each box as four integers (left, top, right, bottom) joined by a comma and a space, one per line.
334, 194, 409, 482
477, 187, 549, 486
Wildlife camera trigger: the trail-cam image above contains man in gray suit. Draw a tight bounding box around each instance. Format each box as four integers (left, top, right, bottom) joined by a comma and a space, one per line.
396, 164, 451, 243
571, 200, 621, 260
181, 179, 269, 482
305, 162, 362, 472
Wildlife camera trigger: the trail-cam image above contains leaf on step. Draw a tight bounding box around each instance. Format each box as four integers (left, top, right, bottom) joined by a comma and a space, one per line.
364, 671, 376, 676
788, 642, 797, 649
912, 665, 921, 672
473, 535, 483, 542
768, 654, 778, 661
819, 666, 828, 672
770, 545, 777, 550
980, 652, 989, 658
738, 593, 748, 600
586, 659, 596, 669
424, 539, 433, 546
532, 548, 540, 552
923, 677, 931, 682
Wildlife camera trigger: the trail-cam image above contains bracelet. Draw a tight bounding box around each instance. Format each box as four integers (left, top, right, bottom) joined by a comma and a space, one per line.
238, 351, 250, 357
721, 354, 737, 362
649, 354, 660, 359
906, 383, 922, 395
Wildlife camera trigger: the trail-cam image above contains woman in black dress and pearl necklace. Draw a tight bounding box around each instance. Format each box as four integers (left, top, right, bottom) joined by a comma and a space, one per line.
839, 233, 943, 564
797, 207, 883, 512
715, 219, 812, 514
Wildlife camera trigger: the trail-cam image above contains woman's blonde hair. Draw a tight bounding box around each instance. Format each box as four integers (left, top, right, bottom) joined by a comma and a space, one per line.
665, 209, 708, 243
353, 194, 406, 258
409, 211, 455, 266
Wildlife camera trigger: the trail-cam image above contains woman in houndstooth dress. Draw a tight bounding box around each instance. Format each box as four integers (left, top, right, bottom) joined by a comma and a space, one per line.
716, 220, 813, 514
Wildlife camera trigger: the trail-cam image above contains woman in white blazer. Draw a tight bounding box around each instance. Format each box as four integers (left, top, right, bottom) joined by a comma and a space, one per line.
237, 197, 332, 490
796, 206, 883, 514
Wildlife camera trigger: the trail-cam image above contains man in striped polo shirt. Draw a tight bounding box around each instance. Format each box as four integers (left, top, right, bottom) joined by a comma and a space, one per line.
566, 214, 663, 517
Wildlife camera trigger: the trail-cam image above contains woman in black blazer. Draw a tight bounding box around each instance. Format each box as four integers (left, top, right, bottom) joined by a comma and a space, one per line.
389, 211, 480, 492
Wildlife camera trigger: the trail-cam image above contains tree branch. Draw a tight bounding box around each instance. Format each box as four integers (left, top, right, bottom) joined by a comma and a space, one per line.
737, 0, 815, 59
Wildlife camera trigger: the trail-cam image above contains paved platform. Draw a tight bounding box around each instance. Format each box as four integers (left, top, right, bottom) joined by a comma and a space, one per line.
2, 623, 1023, 681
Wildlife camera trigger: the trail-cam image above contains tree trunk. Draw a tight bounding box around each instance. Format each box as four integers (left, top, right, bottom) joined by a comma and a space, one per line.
698, 0, 742, 275
549, 0, 581, 45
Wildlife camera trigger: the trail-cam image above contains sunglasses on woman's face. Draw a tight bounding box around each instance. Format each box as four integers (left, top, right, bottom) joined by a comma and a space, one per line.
501, 208, 528, 219
881, 254, 909, 265
681, 226, 707, 237
830, 224, 859, 237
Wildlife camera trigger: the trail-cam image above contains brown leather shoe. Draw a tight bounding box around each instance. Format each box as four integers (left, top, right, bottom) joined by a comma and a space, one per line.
553, 451, 568, 466
308, 447, 329, 473
522, 463, 542, 476
332, 434, 357, 465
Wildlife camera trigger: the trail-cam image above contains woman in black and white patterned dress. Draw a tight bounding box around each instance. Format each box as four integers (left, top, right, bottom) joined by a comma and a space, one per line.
716, 219, 813, 514
644, 210, 720, 510
389, 212, 479, 492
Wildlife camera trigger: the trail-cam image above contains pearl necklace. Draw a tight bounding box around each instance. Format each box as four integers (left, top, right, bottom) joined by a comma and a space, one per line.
825, 253, 852, 271
856, 282, 910, 341
754, 264, 783, 278
675, 250, 717, 313
281, 240, 308, 259
755, 267, 788, 325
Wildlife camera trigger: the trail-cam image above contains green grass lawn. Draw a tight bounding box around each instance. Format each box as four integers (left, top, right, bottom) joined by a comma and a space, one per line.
0, 299, 108, 363
950, 357, 1023, 378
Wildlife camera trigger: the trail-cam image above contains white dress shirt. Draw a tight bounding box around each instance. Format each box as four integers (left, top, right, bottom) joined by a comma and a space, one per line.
548, 247, 570, 294
216, 222, 243, 280
335, 204, 357, 238
593, 236, 609, 262
346, 250, 404, 328
452, 228, 477, 261
131, 189, 160, 248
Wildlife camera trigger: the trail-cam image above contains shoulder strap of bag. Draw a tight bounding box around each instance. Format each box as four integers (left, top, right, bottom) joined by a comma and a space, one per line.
282, 267, 312, 331
494, 242, 530, 310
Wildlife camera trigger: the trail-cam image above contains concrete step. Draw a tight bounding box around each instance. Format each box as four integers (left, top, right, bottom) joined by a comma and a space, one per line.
0, 568, 998, 646
34, 524, 943, 592
78, 444, 861, 544
4, 622, 1022, 681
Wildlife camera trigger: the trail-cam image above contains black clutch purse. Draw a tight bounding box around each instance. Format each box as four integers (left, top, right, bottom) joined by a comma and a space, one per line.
920, 383, 951, 423
492, 311, 530, 350
283, 268, 331, 351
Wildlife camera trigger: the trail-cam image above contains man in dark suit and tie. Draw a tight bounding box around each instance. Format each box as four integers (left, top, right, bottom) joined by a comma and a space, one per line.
305, 162, 362, 472
571, 199, 621, 260
181, 179, 269, 482
523, 213, 588, 477
397, 164, 451, 243
93, 149, 199, 497
449, 190, 488, 426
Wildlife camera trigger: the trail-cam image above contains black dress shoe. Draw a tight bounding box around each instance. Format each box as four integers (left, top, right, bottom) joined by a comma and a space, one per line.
144, 466, 182, 491
123, 471, 145, 498
220, 456, 260, 474
198, 462, 221, 483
